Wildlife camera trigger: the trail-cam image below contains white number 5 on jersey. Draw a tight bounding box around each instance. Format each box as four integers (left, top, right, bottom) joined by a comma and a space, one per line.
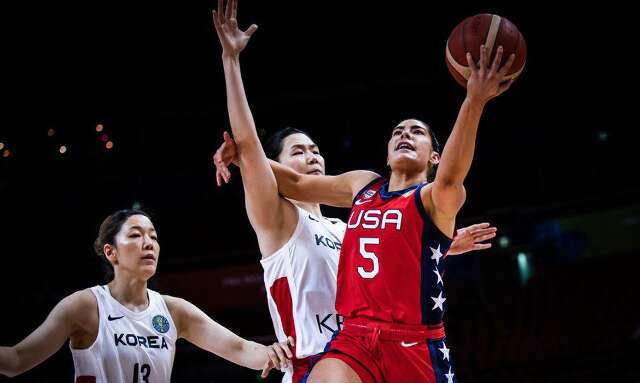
358, 237, 380, 279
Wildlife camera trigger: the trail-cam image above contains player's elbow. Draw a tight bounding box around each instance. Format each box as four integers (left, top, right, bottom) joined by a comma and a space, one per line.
278, 175, 305, 199
0, 347, 23, 377
433, 171, 465, 188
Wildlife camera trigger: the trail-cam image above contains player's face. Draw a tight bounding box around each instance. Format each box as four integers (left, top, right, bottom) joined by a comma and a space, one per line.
278, 133, 325, 176
111, 215, 160, 280
387, 119, 439, 176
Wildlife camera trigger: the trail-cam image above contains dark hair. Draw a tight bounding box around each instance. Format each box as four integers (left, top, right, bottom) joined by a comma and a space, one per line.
264, 127, 315, 161
424, 122, 441, 183
93, 209, 152, 282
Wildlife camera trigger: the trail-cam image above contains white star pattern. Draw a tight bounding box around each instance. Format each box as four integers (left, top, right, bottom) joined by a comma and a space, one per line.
439, 342, 450, 361
445, 366, 455, 383
433, 268, 443, 286
431, 291, 446, 311
430, 245, 443, 265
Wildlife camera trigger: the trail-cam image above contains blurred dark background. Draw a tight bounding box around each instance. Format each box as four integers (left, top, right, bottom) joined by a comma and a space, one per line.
1, 0, 638, 381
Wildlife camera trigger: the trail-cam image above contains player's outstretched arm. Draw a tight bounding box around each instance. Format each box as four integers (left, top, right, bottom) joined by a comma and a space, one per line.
213, 135, 379, 208
165, 296, 292, 378
427, 45, 515, 226
269, 160, 379, 208
212, 0, 296, 237
0, 290, 94, 377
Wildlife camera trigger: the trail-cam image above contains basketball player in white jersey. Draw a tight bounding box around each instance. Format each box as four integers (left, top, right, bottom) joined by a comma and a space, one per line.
210, 1, 497, 381
0, 209, 293, 382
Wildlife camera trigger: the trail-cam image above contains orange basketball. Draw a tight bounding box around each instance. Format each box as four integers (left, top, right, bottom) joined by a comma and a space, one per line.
446, 14, 527, 87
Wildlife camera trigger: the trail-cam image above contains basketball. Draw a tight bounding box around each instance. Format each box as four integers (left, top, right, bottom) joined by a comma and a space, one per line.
446, 14, 527, 87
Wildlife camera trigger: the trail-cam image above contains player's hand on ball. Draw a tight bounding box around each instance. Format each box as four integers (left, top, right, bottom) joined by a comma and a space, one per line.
466, 45, 516, 104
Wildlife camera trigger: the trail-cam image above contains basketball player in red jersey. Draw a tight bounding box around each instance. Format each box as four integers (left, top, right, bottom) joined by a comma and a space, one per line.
210, 1, 498, 382
253, 44, 515, 383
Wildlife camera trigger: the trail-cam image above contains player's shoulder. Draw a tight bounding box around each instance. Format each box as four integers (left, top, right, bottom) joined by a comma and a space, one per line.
344, 170, 380, 188
348, 171, 383, 201
161, 295, 192, 321
64, 288, 98, 311
161, 294, 184, 309
51, 288, 98, 328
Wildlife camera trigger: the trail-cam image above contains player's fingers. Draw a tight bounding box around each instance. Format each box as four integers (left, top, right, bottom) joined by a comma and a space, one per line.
245, 24, 258, 37
266, 347, 281, 370
475, 232, 497, 242
280, 342, 293, 359
225, 0, 232, 20
271, 343, 288, 368
467, 223, 491, 232
490, 45, 503, 75
473, 243, 492, 250
217, 0, 224, 21
498, 54, 516, 77
479, 44, 487, 72
261, 362, 273, 378
472, 228, 497, 237
466, 52, 477, 73
231, 0, 237, 20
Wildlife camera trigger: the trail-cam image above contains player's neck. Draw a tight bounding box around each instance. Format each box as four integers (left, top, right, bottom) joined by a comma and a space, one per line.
108, 277, 149, 312
388, 172, 427, 192
292, 200, 323, 219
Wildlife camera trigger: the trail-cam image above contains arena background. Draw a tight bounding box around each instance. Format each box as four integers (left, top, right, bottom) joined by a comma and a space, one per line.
1, 0, 638, 381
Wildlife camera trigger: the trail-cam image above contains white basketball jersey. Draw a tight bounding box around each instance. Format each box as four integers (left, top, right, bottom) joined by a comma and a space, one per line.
70, 285, 177, 383
261, 206, 346, 381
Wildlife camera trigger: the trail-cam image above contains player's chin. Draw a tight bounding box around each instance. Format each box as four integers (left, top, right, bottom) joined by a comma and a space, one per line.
390, 152, 419, 166
138, 265, 158, 279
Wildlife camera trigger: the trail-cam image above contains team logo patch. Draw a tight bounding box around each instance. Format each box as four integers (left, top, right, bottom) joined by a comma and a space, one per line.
363, 189, 376, 199
152, 315, 170, 334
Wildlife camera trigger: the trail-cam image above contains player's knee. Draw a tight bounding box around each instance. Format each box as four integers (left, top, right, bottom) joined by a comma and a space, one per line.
308, 358, 361, 383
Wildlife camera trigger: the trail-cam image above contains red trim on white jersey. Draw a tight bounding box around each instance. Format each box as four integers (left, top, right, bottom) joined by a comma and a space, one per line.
261, 206, 346, 381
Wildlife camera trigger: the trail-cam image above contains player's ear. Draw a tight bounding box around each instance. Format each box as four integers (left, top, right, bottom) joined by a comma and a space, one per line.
104, 244, 118, 265
430, 151, 440, 166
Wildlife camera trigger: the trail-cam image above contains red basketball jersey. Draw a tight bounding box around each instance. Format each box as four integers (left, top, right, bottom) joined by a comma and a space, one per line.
335, 179, 453, 326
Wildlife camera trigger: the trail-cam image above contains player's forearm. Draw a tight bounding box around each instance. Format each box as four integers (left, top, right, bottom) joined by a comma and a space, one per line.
0, 346, 20, 377
269, 159, 305, 198
221, 55, 261, 152
237, 340, 269, 370
435, 97, 485, 186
